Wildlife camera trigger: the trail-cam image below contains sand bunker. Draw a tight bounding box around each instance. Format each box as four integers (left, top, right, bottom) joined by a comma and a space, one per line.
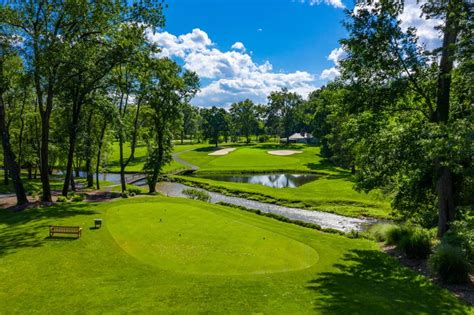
267, 150, 303, 156
208, 148, 236, 156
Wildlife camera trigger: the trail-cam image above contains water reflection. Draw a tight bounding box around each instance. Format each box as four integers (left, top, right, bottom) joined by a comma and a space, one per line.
194, 173, 319, 188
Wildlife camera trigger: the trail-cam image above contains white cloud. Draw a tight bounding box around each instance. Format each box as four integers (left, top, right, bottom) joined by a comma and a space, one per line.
353, 0, 442, 48
399, 0, 442, 48
299, 0, 345, 9
327, 47, 344, 64
147, 29, 318, 106
231, 42, 246, 52
320, 67, 340, 80
319, 47, 344, 80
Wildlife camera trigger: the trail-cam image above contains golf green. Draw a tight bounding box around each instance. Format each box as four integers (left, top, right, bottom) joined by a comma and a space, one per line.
107, 202, 318, 275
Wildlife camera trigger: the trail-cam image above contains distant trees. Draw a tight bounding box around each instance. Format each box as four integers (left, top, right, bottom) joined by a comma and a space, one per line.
230, 99, 258, 144
201, 107, 230, 147
266, 89, 304, 143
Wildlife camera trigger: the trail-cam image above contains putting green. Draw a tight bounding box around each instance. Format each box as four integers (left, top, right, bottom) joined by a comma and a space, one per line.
107, 201, 318, 275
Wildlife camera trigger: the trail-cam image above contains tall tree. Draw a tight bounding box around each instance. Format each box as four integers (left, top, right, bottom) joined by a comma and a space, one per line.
339, 0, 473, 236
0, 42, 27, 205
0, 0, 165, 201
143, 59, 199, 192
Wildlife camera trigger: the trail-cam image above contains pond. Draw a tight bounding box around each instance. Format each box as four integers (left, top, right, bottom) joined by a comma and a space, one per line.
193, 173, 320, 188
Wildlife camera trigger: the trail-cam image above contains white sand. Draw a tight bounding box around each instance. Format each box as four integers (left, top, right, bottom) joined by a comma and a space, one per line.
267, 150, 303, 156
208, 148, 236, 156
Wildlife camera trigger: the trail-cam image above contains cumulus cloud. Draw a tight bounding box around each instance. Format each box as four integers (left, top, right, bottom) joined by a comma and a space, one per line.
147, 28, 317, 107
354, 0, 442, 48
299, 0, 345, 9
320, 47, 344, 80
399, 0, 442, 48
231, 42, 246, 51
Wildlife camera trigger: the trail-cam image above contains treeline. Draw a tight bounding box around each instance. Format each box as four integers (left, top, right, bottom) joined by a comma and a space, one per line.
181, 90, 315, 147
309, 0, 473, 237
0, 1, 201, 202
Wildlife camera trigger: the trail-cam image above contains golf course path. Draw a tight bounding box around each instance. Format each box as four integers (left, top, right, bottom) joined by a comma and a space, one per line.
156, 182, 377, 232
172, 149, 199, 172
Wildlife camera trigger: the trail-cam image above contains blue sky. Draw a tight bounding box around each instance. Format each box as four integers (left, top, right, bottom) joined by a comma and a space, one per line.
146, 0, 439, 107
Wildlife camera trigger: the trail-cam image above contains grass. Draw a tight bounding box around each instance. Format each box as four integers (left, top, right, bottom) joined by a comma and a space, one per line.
179, 143, 344, 174
0, 172, 114, 194
104, 142, 209, 174
174, 175, 390, 218
0, 196, 469, 313
173, 143, 390, 218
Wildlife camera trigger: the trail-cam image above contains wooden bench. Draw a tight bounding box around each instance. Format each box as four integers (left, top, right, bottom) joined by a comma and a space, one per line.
49, 225, 82, 238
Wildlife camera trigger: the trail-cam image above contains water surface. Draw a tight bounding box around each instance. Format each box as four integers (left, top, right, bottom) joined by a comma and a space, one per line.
194, 173, 320, 188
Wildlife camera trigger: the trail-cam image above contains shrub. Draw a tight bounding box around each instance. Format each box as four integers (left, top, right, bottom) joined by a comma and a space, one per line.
121, 191, 129, 198
56, 196, 68, 203
385, 225, 410, 245
183, 188, 210, 202
429, 244, 471, 284
368, 223, 397, 242
258, 135, 270, 143
127, 185, 143, 195
444, 220, 474, 265
398, 227, 432, 259
70, 194, 85, 202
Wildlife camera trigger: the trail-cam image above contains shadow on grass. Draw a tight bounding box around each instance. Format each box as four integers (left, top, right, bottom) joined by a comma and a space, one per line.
0, 203, 99, 257
307, 249, 468, 314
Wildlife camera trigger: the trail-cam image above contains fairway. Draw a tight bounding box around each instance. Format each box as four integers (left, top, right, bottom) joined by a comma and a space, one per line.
107, 202, 318, 275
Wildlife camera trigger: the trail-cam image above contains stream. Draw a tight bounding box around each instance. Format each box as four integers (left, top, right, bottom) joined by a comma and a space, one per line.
155, 181, 377, 232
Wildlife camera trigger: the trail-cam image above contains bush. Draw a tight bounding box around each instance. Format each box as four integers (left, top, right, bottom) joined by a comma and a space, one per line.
183, 188, 210, 202
429, 244, 471, 284
385, 225, 432, 259
127, 185, 142, 195
385, 225, 410, 245
70, 194, 85, 202
444, 220, 474, 265
368, 223, 397, 242
398, 228, 432, 259
258, 135, 270, 143
121, 191, 129, 198
56, 196, 68, 203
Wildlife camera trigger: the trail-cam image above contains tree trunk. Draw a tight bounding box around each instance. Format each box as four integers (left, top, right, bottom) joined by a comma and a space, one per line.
62, 98, 82, 196
433, 1, 460, 237
3, 156, 8, 185
437, 167, 455, 237
0, 92, 28, 205
96, 122, 107, 190
39, 110, 52, 202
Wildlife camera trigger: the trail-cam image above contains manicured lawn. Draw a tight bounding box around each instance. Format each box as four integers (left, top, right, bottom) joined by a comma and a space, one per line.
0, 197, 469, 313
179, 143, 344, 174
104, 142, 208, 173
175, 143, 391, 218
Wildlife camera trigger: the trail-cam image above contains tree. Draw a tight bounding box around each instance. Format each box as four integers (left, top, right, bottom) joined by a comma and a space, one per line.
143, 59, 199, 192
339, 0, 473, 236
0, 0, 165, 201
266, 89, 303, 143
201, 107, 229, 147
0, 41, 28, 205
230, 99, 258, 144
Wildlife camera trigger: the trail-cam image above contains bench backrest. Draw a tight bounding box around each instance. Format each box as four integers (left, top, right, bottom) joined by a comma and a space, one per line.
50, 225, 81, 233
